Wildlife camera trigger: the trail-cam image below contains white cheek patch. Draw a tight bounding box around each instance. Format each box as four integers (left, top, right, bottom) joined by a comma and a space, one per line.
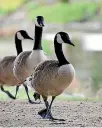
35, 18, 41, 27
57, 34, 64, 44
17, 32, 24, 40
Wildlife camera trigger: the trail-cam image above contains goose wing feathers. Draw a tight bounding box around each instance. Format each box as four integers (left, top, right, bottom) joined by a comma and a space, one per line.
13, 51, 31, 82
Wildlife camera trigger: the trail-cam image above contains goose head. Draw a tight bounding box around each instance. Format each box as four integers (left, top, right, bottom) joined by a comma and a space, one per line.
56, 32, 75, 46
16, 30, 33, 40
35, 16, 44, 27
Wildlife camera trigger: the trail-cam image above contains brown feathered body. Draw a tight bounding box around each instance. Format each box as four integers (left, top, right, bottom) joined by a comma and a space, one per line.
0, 56, 19, 86
13, 51, 31, 83
13, 50, 47, 84
31, 60, 75, 96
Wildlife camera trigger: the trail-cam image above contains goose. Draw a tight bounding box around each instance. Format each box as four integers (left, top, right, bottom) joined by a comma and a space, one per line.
13, 16, 46, 101
0, 30, 34, 103
30, 32, 75, 121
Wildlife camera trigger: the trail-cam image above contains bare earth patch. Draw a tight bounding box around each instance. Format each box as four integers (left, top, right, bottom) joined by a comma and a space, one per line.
0, 100, 102, 127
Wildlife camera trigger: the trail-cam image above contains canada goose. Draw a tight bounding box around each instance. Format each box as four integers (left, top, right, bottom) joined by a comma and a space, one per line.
13, 16, 46, 101
30, 32, 75, 121
0, 30, 34, 103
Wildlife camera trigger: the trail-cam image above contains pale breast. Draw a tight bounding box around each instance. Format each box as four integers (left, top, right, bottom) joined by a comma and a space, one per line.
26, 50, 47, 71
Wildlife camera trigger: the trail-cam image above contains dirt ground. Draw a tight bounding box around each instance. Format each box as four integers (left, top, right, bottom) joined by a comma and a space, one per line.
0, 100, 102, 127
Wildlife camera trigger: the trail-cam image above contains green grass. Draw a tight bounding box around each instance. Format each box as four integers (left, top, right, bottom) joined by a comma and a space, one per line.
0, 86, 34, 100
57, 96, 102, 101
0, 0, 26, 16
1, 86, 102, 101
0, 1, 99, 22
28, 2, 99, 23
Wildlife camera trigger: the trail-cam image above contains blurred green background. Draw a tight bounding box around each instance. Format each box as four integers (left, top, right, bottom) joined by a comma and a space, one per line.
0, 0, 102, 101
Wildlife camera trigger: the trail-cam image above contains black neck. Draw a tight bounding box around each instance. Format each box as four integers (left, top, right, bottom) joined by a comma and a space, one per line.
54, 37, 70, 67
15, 35, 23, 55
33, 25, 43, 50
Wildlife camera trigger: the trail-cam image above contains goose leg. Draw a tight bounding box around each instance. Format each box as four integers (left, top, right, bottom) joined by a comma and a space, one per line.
38, 96, 49, 118
14, 85, 20, 99
0, 85, 16, 99
45, 96, 65, 121
44, 96, 55, 120
23, 83, 40, 104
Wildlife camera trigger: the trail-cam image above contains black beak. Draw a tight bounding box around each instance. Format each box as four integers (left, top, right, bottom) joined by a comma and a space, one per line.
39, 21, 45, 27
41, 23, 44, 27
66, 40, 75, 46
28, 36, 33, 40
69, 41, 75, 46
26, 35, 33, 40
